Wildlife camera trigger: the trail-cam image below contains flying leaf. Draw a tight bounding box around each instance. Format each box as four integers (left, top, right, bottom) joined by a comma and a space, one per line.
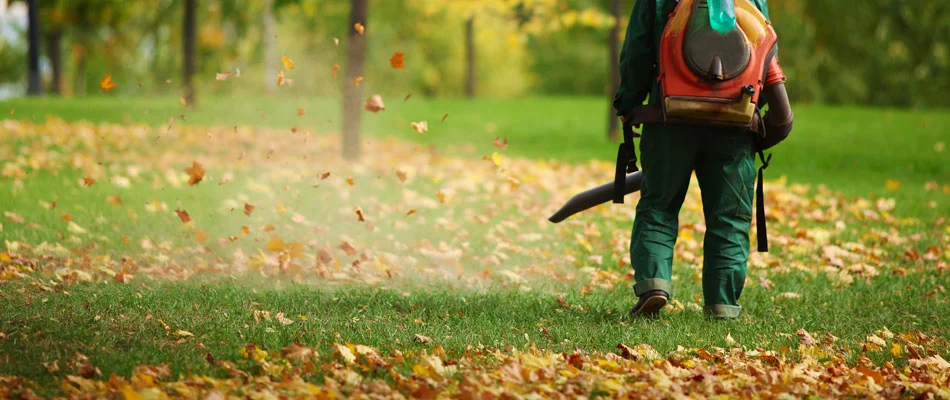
364, 95, 385, 113
411, 121, 428, 133
194, 229, 208, 245
395, 170, 407, 183
346, 177, 355, 186
179, 97, 187, 106
99, 74, 116, 92
333, 37, 340, 46
405, 209, 417, 217
215, 71, 232, 81
331, 65, 340, 78
390, 52, 405, 69
339, 241, 358, 256
493, 137, 508, 149
277, 70, 286, 87
243, 203, 255, 217
175, 209, 191, 224
297, 107, 305, 117
441, 113, 449, 122
82, 177, 96, 187
354, 206, 366, 222
319, 172, 331, 180
354, 22, 365, 35
404, 93, 412, 102
353, 76, 363, 86
281, 56, 296, 70
185, 161, 205, 186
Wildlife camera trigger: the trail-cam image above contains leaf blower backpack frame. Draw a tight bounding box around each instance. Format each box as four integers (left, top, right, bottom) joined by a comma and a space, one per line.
614, 0, 778, 252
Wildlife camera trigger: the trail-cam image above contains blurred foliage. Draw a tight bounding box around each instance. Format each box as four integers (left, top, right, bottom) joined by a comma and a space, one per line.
5, 0, 949, 107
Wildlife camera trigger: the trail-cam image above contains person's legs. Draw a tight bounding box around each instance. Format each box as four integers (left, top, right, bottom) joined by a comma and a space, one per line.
694, 131, 756, 319
630, 125, 698, 301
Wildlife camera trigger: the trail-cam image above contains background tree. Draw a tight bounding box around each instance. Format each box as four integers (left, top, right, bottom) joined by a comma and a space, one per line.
25, 0, 41, 95
182, 0, 197, 106
342, 0, 368, 160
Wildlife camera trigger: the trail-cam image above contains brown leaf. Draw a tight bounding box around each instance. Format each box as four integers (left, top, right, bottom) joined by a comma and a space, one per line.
759, 276, 773, 290
107, 196, 123, 205
414, 334, 433, 344
493, 137, 508, 149
354, 206, 366, 222
795, 328, 817, 347
243, 203, 255, 217
365, 95, 386, 113
82, 176, 96, 186
346, 177, 355, 186
185, 161, 205, 186
396, 170, 408, 183
113, 273, 133, 283
556, 297, 569, 308
175, 209, 191, 224
441, 113, 449, 122
297, 107, 305, 117
281, 343, 315, 361
405, 209, 417, 217
78, 363, 99, 378
319, 172, 331, 180
339, 242, 358, 256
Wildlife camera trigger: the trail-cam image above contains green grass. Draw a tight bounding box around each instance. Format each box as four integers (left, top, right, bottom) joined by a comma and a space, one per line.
3, 95, 947, 218
3, 271, 947, 389
1, 95, 948, 392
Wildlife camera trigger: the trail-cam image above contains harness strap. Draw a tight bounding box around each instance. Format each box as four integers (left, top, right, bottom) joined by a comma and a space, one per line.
753, 106, 770, 252
613, 123, 639, 204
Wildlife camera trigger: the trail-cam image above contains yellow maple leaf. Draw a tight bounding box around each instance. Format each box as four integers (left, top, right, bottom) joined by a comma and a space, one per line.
281, 56, 296, 70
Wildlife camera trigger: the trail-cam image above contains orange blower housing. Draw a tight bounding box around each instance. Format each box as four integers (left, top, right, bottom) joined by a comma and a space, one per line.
658, 0, 778, 128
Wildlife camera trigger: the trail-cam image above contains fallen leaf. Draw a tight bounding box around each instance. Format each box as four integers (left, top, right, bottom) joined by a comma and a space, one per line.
281, 343, 315, 361
365, 95, 385, 113
281, 56, 296, 70
334, 343, 356, 364
175, 209, 191, 224
275, 312, 294, 326
390, 52, 405, 69
886, 179, 901, 190
99, 74, 116, 92
759, 276, 773, 290
556, 297, 569, 308
82, 176, 95, 186
194, 229, 209, 245
796, 328, 817, 346
107, 196, 123, 205
725, 333, 737, 346
414, 334, 433, 344
167, 116, 175, 132
173, 330, 194, 338
185, 161, 205, 186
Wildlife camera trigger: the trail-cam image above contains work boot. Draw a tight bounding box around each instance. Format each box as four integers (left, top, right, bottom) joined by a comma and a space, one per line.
629, 290, 669, 318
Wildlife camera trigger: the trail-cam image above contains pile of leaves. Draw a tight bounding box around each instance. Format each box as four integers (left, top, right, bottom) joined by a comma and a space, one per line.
2, 328, 949, 398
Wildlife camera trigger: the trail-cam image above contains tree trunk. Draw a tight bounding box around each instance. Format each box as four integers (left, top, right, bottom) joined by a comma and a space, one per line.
46, 31, 63, 95
607, 0, 622, 140
73, 45, 86, 96
182, 0, 197, 106
26, 0, 42, 95
464, 16, 476, 98
262, 0, 278, 94
342, 0, 368, 160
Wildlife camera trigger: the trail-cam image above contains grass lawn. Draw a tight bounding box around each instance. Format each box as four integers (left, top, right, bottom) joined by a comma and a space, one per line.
0, 95, 948, 397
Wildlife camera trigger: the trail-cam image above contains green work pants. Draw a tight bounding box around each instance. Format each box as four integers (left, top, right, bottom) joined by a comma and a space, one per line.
630, 124, 756, 319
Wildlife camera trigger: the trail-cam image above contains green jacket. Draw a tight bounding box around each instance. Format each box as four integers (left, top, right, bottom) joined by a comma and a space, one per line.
613, 0, 772, 116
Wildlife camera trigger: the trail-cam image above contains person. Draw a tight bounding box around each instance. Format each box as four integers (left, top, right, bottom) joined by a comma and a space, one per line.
614, 0, 794, 319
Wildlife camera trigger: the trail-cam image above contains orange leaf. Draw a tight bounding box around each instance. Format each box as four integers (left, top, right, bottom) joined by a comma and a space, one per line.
175, 209, 191, 224
82, 176, 96, 186
395, 170, 407, 183
99, 74, 116, 92
194, 229, 209, 245
297, 107, 305, 117
277, 70, 286, 87
281, 56, 296, 70
353, 76, 363, 86
405, 209, 417, 217
331, 65, 340, 78
493, 137, 508, 149
185, 161, 205, 186
390, 52, 405, 69
354, 22, 365, 35
346, 177, 355, 186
